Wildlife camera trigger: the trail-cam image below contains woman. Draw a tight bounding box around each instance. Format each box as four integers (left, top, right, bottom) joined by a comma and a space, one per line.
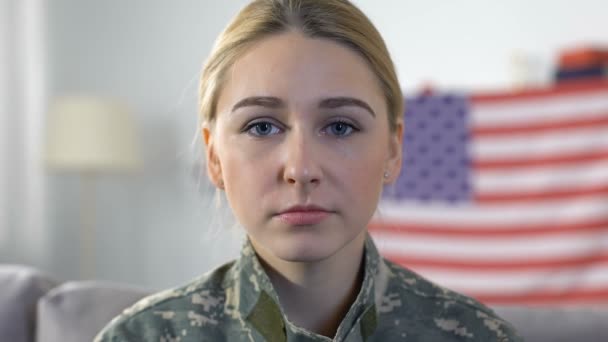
96, 0, 521, 341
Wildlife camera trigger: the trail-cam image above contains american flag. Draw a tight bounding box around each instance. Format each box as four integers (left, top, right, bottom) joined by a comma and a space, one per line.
370, 80, 608, 306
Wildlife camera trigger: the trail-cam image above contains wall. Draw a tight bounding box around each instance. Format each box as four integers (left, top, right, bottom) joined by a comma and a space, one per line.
358, 0, 608, 91
46, 0, 247, 289
42, 0, 608, 290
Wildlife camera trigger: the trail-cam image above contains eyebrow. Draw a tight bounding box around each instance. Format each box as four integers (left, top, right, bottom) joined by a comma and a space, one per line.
319, 97, 376, 117
231, 97, 284, 112
231, 96, 376, 117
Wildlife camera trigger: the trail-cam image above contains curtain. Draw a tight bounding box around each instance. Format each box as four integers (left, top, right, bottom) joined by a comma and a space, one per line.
0, 0, 48, 266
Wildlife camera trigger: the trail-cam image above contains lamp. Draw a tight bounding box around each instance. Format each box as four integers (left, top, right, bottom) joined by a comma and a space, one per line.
45, 95, 142, 279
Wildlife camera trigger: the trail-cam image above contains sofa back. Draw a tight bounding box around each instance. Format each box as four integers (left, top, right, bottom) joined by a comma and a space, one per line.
37, 281, 150, 342
0, 265, 57, 342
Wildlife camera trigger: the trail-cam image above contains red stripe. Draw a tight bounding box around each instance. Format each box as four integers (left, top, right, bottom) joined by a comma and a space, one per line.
471, 79, 608, 103
369, 217, 608, 238
473, 113, 608, 137
474, 149, 608, 170
385, 252, 608, 272
476, 184, 608, 204
559, 48, 608, 69
470, 288, 608, 306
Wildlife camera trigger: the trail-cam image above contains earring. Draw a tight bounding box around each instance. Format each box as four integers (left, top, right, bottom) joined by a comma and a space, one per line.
383, 171, 390, 179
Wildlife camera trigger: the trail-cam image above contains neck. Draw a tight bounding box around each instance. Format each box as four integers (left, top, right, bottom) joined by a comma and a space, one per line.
253, 232, 367, 338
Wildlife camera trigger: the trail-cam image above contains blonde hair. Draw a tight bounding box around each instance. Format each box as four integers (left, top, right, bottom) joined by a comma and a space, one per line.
198, 0, 403, 131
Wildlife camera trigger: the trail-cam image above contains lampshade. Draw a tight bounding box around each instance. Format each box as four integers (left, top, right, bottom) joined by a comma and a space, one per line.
45, 96, 142, 172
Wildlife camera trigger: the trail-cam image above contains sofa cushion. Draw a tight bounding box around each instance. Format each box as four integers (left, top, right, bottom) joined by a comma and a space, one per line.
0, 265, 58, 342
36, 281, 150, 342
493, 305, 608, 342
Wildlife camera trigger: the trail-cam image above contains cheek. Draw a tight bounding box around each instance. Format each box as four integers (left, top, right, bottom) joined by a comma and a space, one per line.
221, 148, 259, 190
218, 137, 278, 217
334, 142, 387, 202
346, 162, 384, 198
221, 135, 268, 176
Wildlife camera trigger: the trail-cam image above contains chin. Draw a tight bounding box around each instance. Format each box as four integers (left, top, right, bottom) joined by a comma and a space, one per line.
275, 248, 331, 263
271, 234, 345, 263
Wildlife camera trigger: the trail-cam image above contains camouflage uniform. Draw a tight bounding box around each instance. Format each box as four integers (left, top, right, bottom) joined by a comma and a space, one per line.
95, 234, 522, 341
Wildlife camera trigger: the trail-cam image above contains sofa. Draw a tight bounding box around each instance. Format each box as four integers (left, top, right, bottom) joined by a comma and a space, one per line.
1, 265, 149, 342
2, 264, 608, 342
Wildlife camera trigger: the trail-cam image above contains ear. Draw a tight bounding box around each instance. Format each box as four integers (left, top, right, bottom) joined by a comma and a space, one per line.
202, 124, 224, 189
384, 119, 403, 184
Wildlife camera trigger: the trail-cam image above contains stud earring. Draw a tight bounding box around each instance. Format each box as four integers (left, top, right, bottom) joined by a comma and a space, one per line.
383, 171, 390, 179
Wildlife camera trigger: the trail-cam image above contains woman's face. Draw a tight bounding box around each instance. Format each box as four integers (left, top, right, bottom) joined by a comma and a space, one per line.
204, 31, 402, 263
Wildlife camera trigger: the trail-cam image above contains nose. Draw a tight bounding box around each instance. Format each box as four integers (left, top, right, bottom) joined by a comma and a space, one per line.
282, 129, 322, 187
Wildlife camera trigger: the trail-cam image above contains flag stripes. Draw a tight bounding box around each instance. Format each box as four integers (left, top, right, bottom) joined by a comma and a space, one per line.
374, 80, 608, 306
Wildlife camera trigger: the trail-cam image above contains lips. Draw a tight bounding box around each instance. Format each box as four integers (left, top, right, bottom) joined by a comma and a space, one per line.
275, 205, 332, 225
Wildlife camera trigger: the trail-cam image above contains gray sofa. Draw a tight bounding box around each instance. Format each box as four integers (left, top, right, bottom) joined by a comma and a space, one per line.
1, 265, 149, 342
2, 264, 608, 342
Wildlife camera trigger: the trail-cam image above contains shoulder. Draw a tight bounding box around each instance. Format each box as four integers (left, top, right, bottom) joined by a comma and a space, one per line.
375, 259, 523, 341
94, 261, 235, 342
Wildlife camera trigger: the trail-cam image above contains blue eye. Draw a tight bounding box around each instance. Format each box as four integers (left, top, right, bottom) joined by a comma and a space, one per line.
327, 121, 356, 137
246, 121, 281, 136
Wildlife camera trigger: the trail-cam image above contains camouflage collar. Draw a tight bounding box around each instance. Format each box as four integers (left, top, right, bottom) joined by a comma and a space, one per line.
229, 233, 381, 341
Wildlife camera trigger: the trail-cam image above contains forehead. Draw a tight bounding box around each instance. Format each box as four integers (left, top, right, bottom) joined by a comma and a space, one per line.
218, 31, 385, 111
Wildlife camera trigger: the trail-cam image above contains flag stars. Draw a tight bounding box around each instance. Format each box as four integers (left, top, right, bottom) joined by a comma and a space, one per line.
442, 95, 454, 104
382, 93, 472, 203
412, 96, 427, 105
446, 170, 458, 179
